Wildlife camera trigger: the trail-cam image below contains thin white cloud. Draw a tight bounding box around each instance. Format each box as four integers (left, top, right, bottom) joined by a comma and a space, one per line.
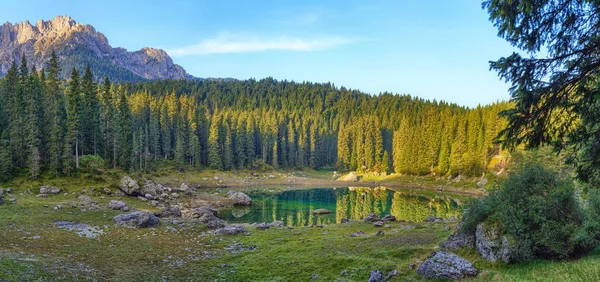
168, 35, 356, 56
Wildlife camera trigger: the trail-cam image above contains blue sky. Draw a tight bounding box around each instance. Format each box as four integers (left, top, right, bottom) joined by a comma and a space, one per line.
2, 0, 518, 107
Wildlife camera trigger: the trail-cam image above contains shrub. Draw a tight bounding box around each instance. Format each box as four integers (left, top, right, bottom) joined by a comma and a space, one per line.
80, 155, 105, 174
462, 163, 600, 261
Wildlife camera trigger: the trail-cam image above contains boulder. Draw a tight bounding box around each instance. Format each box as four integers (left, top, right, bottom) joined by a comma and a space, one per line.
373, 221, 384, 227
144, 193, 154, 200
77, 195, 95, 205
40, 186, 62, 194
179, 183, 190, 193
114, 211, 159, 228
342, 171, 359, 182
142, 180, 158, 197
119, 176, 140, 195
350, 230, 367, 237
381, 214, 397, 222
476, 223, 513, 263
108, 200, 127, 210
440, 232, 476, 250
186, 206, 226, 229
362, 213, 380, 223
416, 251, 478, 279
256, 222, 270, 230
268, 174, 276, 179
477, 178, 489, 187
271, 221, 285, 227
215, 225, 246, 235
368, 270, 384, 282
423, 216, 443, 223
227, 190, 252, 206
311, 208, 333, 215
103, 188, 112, 195
160, 206, 182, 218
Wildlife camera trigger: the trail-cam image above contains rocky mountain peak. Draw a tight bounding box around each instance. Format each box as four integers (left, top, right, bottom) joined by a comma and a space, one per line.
0, 16, 193, 81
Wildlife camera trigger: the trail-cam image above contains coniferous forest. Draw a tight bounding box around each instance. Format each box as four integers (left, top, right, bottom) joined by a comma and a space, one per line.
0, 52, 510, 182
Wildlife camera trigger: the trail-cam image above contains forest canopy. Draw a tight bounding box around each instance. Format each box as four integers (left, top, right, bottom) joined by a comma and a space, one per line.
0, 52, 510, 181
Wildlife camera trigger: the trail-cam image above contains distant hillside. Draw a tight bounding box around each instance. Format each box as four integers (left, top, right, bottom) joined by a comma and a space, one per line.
0, 15, 194, 81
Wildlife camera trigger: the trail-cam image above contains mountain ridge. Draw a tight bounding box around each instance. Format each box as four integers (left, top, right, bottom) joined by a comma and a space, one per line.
0, 15, 194, 81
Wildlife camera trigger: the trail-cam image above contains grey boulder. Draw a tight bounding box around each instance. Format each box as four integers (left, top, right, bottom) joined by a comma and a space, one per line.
108, 200, 127, 210
114, 211, 159, 228
215, 225, 246, 235
119, 176, 140, 195
227, 190, 252, 206
40, 186, 62, 194
160, 206, 182, 218
416, 251, 478, 279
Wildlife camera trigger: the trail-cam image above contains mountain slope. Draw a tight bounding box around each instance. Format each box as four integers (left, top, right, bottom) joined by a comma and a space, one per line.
0, 15, 193, 81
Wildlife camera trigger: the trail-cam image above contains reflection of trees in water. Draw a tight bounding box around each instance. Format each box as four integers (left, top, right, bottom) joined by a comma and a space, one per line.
239, 187, 463, 226
335, 187, 463, 222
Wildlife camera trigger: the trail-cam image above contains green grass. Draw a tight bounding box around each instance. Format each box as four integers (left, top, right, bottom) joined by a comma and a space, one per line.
3, 171, 600, 281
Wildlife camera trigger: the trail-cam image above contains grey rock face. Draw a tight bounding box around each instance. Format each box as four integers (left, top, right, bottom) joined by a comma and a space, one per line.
119, 176, 139, 195
40, 186, 61, 194
227, 190, 252, 206
476, 223, 513, 263
108, 200, 127, 210
113, 211, 159, 228
215, 225, 246, 235
416, 251, 478, 279
0, 16, 191, 81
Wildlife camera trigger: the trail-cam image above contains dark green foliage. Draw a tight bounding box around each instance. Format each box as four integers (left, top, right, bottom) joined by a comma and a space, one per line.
462, 163, 600, 261
484, 0, 600, 185
0, 130, 13, 181
0, 56, 509, 179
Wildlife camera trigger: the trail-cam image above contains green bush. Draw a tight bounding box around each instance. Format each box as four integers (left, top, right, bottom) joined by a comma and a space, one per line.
80, 155, 105, 173
462, 163, 600, 261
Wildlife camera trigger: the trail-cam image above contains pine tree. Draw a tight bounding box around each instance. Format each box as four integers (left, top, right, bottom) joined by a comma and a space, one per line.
45, 51, 65, 176
26, 66, 42, 178
117, 89, 132, 170
381, 150, 390, 174
207, 115, 223, 170
81, 65, 101, 155
0, 130, 13, 181
100, 78, 116, 169
63, 68, 82, 175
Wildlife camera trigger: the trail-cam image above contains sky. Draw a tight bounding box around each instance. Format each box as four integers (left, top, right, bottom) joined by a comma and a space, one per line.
1, 0, 519, 107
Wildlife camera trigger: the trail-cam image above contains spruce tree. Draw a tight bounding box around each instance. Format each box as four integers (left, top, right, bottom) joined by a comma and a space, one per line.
45, 51, 65, 176
63, 68, 82, 175
117, 90, 132, 170
0, 130, 12, 181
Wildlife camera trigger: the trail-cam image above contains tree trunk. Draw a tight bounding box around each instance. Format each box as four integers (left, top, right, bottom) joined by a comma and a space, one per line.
75, 137, 79, 169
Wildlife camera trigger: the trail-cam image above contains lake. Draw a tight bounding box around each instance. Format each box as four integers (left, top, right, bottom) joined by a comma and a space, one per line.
218, 187, 470, 227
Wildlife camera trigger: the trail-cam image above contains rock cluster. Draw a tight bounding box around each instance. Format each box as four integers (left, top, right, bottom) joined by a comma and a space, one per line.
40, 186, 62, 195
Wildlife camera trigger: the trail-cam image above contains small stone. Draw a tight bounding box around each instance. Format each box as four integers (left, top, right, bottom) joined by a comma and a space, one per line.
138, 196, 148, 202
103, 188, 112, 195
373, 221, 384, 227
368, 270, 384, 282
256, 222, 270, 230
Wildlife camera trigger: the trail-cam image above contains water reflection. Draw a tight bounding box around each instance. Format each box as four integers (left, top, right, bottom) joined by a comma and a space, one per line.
219, 187, 466, 227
